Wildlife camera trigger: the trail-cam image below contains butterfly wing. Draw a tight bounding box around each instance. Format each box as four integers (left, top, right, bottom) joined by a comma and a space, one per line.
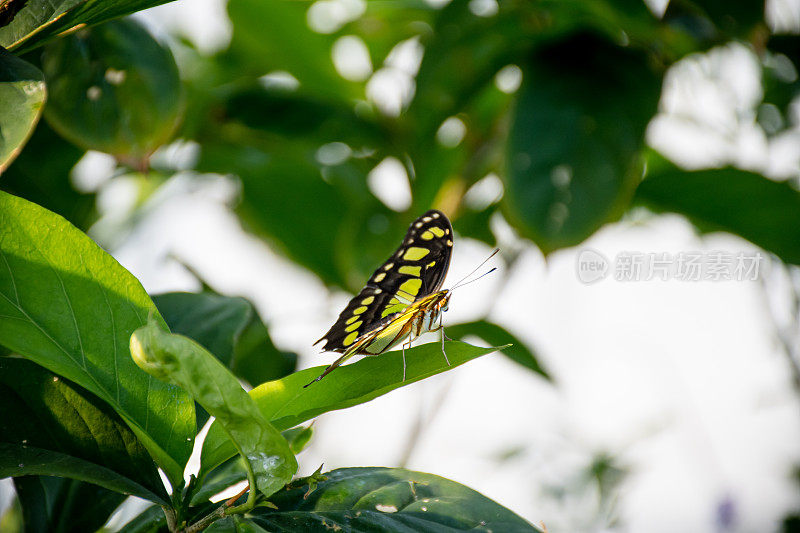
315, 209, 453, 353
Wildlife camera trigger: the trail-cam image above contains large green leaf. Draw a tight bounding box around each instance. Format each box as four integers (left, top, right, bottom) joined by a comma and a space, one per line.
762, 35, 800, 135
408, 0, 534, 138
446, 320, 549, 379
41, 18, 182, 164
0, 121, 94, 230
217, 86, 384, 149
199, 144, 347, 287
189, 457, 248, 507
13, 476, 126, 533
339, 0, 436, 70
0, 191, 194, 486
0, 47, 45, 174
0, 358, 168, 503
225, 0, 357, 101
155, 291, 297, 430
153, 291, 296, 388
198, 141, 418, 292
664, 0, 763, 42
131, 319, 297, 498
504, 32, 662, 253
634, 157, 800, 265
0, 0, 175, 52
201, 341, 505, 476
216, 467, 537, 532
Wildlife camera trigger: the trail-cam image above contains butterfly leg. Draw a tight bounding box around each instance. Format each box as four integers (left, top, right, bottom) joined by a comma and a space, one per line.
439, 314, 451, 366
402, 338, 412, 381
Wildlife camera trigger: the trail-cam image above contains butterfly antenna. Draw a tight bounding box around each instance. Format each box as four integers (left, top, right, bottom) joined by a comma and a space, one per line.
450, 248, 500, 291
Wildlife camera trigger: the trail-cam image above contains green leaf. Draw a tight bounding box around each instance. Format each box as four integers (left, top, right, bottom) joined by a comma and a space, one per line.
340, 1, 436, 70
634, 157, 800, 265
446, 320, 549, 379
197, 143, 350, 288
130, 319, 297, 498
190, 457, 248, 507
41, 18, 182, 164
762, 35, 800, 134
0, 191, 194, 486
201, 341, 504, 476
204, 516, 268, 533
13, 476, 126, 533
409, 0, 533, 137
664, 0, 763, 41
504, 32, 662, 253
0, 0, 176, 52
225, 0, 357, 101
217, 86, 384, 149
0, 358, 168, 503
236, 467, 537, 531
281, 426, 314, 455
0, 120, 94, 230
0, 47, 45, 174
453, 204, 499, 247
153, 292, 297, 388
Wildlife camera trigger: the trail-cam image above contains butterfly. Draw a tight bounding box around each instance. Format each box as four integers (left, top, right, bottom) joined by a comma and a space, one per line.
307, 209, 496, 386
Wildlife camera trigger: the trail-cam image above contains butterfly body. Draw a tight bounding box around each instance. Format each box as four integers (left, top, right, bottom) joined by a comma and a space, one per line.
307, 210, 454, 386
348, 289, 450, 357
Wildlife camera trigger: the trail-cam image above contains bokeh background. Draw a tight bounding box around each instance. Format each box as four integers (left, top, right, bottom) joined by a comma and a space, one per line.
2, 0, 800, 531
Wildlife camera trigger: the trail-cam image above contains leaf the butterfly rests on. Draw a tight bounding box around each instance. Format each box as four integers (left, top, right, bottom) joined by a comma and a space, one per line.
310, 210, 455, 385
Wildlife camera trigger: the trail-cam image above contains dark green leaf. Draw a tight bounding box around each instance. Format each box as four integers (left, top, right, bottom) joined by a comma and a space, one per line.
204, 516, 268, 532
0, 0, 176, 52
446, 320, 549, 379
0, 358, 168, 503
0, 191, 195, 487
198, 143, 400, 291
190, 458, 248, 507
225, 0, 357, 100
634, 156, 800, 265
0, 47, 45, 173
153, 292, 296, 388
199, 144, 348, 287
219, 86, 384, 148
453, 205, 498, 247
130, 319, 297, 498
13, 476, 126, 533
0, 121, 94, 230
504, 32, 662, 253
231, 310, 297, 387
340, 1, 436, 69
409, 0, 534, 137
762, 35, 800, 134
200, 341, 505, 476
665, 0, 763, 40
41, 18, 182, 164
247, 467, 537, 531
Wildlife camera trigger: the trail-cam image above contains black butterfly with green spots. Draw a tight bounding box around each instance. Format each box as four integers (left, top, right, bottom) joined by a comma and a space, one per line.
315, 209, 454, 354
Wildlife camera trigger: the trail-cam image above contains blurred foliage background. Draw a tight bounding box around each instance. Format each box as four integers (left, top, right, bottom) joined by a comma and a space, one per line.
1, 0, 800, 530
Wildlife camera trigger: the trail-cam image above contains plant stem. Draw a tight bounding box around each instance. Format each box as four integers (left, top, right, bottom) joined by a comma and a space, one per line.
183, 457, 259, 531
183, 504, 227, 533
162, 506, 178, 533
